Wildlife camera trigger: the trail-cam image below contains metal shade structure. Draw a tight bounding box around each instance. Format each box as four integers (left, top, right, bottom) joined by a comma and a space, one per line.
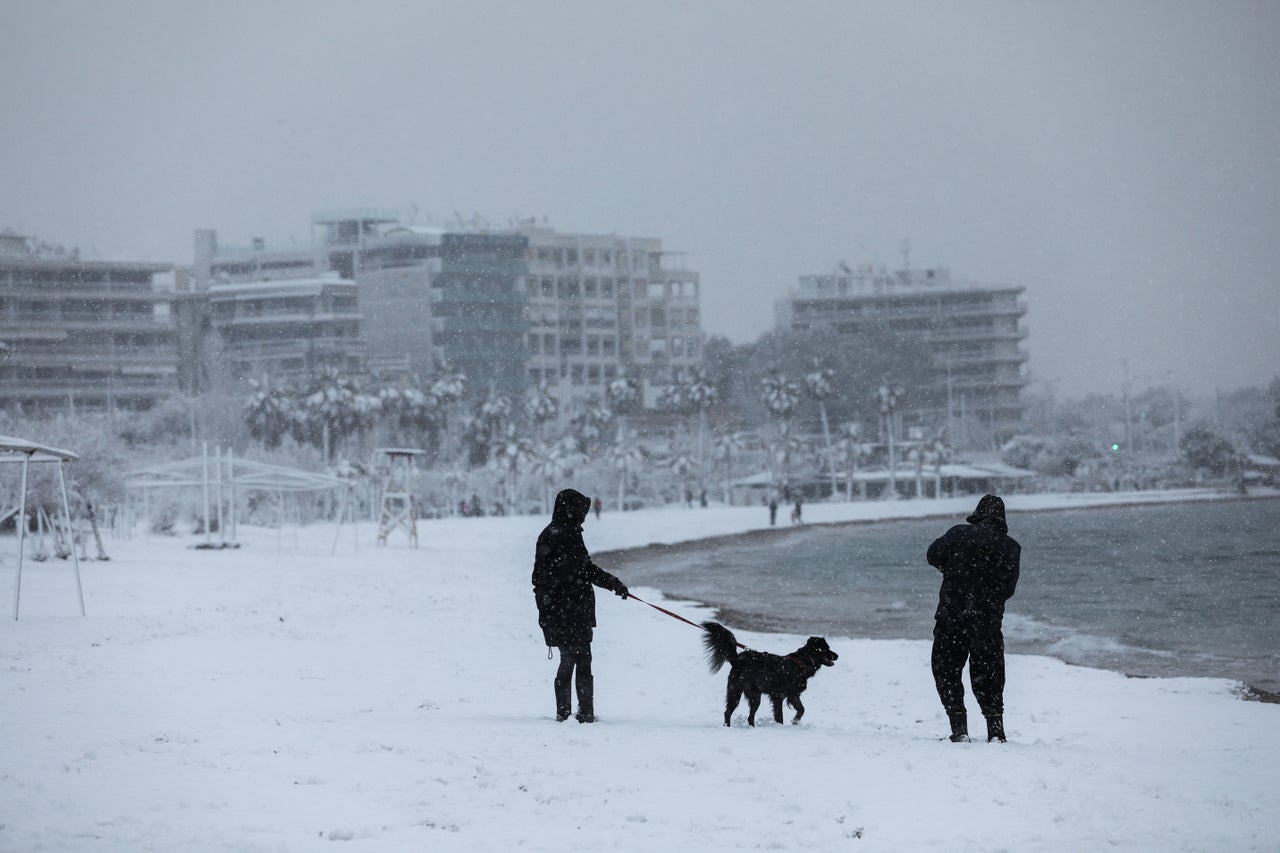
124, 445, 352, 548
0, 436, 84, 620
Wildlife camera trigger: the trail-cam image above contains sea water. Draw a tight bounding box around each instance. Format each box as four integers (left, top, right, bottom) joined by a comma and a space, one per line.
610, 497, 1280, 693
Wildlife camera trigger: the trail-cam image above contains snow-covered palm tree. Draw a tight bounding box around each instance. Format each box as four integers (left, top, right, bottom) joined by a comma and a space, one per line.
685, 366, 718, 468
429, 370, 467, 465
570, 397, 613, 455
833, 422, 868, 500
300, 369, 378, 463
244, 379, 296, 450
489, 426, 534, 513
760, 370, 800, 487
803, 363, 838, 500
712, 430, 745, 505
605, 429, 646, 512
524, 385, 560, 441
378, 380, 440, 447
669, 450, 696, 506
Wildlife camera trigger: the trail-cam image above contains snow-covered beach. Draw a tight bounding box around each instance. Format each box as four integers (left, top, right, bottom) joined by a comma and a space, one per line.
2, 488, 1278, 851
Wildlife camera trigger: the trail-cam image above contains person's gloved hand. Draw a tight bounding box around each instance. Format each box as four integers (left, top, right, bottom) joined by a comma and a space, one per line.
615, 584, 630, 600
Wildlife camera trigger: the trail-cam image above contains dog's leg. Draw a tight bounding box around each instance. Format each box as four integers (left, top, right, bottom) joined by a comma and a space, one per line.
789, 695, 805, 725
771, 694, 785, 725
724, 671, 744, 727
745, 689, 762, 727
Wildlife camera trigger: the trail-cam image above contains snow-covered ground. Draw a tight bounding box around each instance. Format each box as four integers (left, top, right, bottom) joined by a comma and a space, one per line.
2, 489, 1278, 851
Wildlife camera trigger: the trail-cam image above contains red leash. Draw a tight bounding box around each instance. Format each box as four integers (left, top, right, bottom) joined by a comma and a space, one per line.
627, 593, 749, 650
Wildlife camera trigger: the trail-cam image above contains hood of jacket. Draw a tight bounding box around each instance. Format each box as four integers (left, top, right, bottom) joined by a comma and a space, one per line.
966, 493, 1008, 534
551, 488, 592, 527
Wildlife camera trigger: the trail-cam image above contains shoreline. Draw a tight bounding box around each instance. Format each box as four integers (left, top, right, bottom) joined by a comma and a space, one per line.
597, 487, 1280, 563
598, 489, 1280, 703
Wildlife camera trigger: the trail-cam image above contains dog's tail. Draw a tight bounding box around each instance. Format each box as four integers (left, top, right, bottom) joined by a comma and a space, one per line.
701, 621, 739, 674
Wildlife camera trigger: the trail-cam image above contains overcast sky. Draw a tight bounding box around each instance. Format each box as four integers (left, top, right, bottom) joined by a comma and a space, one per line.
3, 0, 1277, 398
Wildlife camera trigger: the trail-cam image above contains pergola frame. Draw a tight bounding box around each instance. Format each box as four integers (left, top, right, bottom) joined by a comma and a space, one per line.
124, 444, 351, 547
0, 436, 83, 620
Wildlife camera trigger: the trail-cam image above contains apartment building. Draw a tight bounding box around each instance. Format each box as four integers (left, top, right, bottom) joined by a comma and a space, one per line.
206, 275, 365, 386
190, 213, 705, 408
517, 225, 702, 408
776, 265, 1028, 443
0, 232, 180, 413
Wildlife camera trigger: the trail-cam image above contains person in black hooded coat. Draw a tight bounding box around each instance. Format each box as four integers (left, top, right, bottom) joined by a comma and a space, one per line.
927, 493, 1020, 743
532, 488, 629, 722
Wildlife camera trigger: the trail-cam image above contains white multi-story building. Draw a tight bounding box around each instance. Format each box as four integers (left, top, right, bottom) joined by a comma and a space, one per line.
777, 265, 1028, 443
190, 214, 705, 408
517, 225, 702, 407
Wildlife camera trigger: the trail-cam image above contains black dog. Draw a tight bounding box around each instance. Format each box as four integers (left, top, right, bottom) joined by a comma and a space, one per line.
701, 621, 838, 727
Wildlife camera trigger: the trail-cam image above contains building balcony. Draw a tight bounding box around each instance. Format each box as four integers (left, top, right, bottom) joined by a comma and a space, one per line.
925, 326, 1028, 343
213, 311, 362, 327
793, 300, 1027, 323
934, 350, 1030, 368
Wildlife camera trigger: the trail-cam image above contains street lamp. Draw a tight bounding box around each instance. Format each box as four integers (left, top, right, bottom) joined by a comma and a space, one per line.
878, 383, 904, 499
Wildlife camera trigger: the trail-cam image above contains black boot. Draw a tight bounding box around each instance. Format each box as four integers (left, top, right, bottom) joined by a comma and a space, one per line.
986, 715, 1006, 743
947, 712, 969, 743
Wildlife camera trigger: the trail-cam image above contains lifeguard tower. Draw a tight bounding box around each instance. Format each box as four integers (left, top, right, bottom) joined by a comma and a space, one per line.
375, 447, 423, 547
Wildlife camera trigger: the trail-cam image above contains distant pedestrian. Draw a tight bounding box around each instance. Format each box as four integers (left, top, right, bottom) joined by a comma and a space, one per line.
768, 498, 778, 526
926, 494, 1020, 743
531, 488, 629, 723
699, 489, 707, 508
791, 497, 803, 525
593, 495, 602, 520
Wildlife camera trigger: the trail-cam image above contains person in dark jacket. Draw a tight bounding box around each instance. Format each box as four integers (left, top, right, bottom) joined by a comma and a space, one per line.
926, 494, 1020, 743
532, 488, 629, 723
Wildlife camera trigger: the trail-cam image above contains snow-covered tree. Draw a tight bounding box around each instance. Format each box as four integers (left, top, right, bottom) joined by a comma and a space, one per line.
803, 363, 838, 500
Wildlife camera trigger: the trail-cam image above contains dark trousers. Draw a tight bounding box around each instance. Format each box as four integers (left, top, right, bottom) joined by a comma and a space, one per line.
554, 642, 594, 717
932, 620, 1005, 718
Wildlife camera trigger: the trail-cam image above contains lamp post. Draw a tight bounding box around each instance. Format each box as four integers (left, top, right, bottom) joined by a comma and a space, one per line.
878, 383, 904, 500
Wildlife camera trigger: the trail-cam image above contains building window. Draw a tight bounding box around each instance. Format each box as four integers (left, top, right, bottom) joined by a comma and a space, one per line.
634, 307, 648, 325
587, 336, 600, 356
672, 337, 685, 356
544, 334, 556, 355
587, 365, 600, 384
600, 278, 613, 298
584, 277, 597, 298
571, 365, 584, 386
602, 337, 616, 357
647, 282, 665, 299
650, 307, 666, 326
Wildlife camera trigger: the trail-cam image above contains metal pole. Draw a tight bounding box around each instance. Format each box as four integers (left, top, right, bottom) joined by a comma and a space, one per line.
215, 445, 225, 546
202, 441, 211, 545
228, 446, 237, 544
57, 460, 86, 616
13, 453, 30, 620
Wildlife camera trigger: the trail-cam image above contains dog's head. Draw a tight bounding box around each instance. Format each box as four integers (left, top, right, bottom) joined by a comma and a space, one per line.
803, 636, 839, 667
